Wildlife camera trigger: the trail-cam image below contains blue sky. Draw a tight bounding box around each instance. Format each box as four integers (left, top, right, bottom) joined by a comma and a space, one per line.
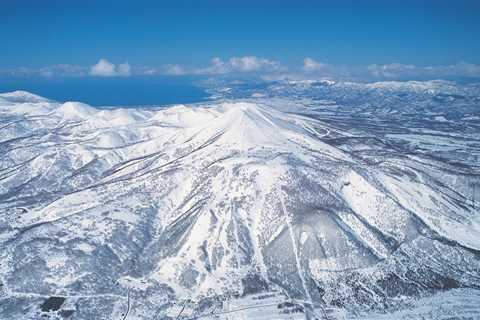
1, 0, 480, 80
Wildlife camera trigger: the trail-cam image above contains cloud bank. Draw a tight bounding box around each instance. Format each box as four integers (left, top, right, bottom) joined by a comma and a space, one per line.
367, 62, 480, 79
297, 57, 480, 81
142, 56, 283, 76
3, 56, 480, 81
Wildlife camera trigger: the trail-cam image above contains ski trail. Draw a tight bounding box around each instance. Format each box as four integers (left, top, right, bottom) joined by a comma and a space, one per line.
278, 188, 313, 308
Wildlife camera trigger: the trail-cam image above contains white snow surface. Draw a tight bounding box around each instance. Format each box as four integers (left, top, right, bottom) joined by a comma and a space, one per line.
0, 88, 479, 319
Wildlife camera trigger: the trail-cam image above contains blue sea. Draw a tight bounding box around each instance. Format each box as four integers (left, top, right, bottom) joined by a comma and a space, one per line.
0, 76, 209, 107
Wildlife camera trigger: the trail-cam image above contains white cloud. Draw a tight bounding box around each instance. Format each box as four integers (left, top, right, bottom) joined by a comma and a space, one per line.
136, 57, 281, 76
90, 59, 115, 76
302, 57, 328, 72
367, 62, 480, 79
90, 58, 131, 77
40, 64, 87, 77
229, 56, 279, 72
295, 57, 350, 80
163, 64, 187, 75
196, 57, 227, 74
297, 59, 480, 81
4, 57, 480, 81
197, 56, 282, 75
3, 65, 87, 77
117, 62, 131, 76
140, 64, 187, 76
367, 63, 420, 78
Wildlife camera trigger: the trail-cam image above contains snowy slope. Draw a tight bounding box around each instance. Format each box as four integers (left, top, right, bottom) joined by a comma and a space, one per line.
0, 84, 479, 319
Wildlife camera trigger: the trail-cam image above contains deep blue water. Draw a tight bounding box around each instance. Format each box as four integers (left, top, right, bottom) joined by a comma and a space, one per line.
0, 76, 209, 107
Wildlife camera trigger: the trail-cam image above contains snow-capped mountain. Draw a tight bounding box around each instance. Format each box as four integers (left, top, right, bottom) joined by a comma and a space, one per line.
0, 83, 479, 319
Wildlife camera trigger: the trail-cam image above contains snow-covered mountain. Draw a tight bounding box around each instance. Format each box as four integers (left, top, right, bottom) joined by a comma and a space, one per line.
0, 83, 479, 319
